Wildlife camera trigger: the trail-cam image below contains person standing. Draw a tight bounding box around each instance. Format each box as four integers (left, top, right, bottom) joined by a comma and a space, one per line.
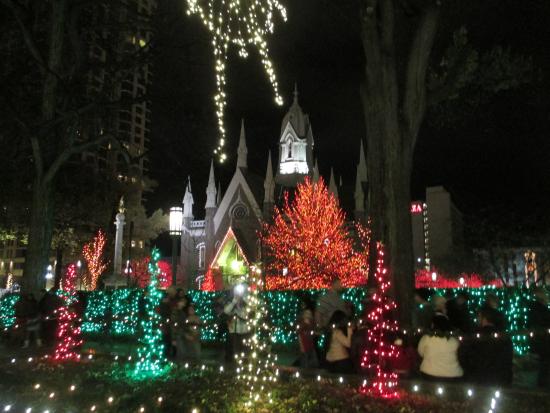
446, 292, 473, 334
529, 287, 550, 389
224, 289, 249, 362
297, 300, 318, 368
183, 304, 202, 362
315, 279, 349, 330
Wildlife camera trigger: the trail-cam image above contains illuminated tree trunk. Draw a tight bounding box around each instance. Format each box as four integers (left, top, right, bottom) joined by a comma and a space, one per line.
359, 0, 439, 326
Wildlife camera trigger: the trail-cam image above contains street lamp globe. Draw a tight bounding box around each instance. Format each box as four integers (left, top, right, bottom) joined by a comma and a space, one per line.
169, 206, 183, 236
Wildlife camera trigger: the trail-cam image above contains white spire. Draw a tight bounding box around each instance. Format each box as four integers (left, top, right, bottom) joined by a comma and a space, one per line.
216, 181, 222, 206
237, 118, 248, 169
264, 150, 275, 203
355, 139, 367, 212
312, 159, 320, 182
182, 176, 194, 218
329, 168, 338, 199
205, 159, 217, 209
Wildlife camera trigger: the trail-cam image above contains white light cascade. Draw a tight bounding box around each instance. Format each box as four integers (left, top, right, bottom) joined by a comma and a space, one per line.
186, 0, 287, 161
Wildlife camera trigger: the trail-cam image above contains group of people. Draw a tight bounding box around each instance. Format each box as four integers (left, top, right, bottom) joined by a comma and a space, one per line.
294, 279, 550, 389
12, 288, 77, 348
160, 287, 202, 362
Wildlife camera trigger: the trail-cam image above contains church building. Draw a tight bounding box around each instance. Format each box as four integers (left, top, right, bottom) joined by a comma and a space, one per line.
179, 86, 368, 290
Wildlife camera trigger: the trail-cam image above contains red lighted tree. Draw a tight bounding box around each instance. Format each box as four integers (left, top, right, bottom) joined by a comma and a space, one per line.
82, 229, 109, 290
360, 243, 400, 398
129, 257, 172, 288
53, 264, 83, 361
262, 177, 367, 290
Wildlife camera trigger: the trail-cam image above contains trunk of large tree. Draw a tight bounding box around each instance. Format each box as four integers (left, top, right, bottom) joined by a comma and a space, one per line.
24, 179, 55, 292
360, 1, 439, 326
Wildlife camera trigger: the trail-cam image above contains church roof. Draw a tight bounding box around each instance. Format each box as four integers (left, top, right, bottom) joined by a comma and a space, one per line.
240, 168, 265, 206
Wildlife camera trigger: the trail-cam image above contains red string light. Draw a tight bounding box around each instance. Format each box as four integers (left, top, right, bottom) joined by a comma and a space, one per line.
415, 268, 504, 289
360, 243, 400, 399
262, 177, 368, 290
53, 264, 83, 362
82, 229, 109, 290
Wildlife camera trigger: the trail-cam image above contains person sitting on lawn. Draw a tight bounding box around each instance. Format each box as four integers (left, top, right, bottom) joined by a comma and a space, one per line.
418, 315, 463, 382
325, 310, 355, 374
459, 307, 513, 386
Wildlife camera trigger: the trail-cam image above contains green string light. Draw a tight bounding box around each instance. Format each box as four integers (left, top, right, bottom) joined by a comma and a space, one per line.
81, 291, 110, 334
0, 294, 19, 329
130, 248, 170, 380
111, 289, 140, 336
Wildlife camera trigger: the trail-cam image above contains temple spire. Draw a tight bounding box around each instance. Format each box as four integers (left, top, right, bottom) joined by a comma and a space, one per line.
312, 159, 320, 183
237, 118, 248, 169
205, 159, 217, 209
329, 168, 338, 199
355, 139, 367, 213
264, 150, 275, 204
182, 176, 194, 218
293, 82, 299, 104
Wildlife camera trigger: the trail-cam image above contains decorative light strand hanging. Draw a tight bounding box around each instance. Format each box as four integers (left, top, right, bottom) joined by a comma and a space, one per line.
186, 0, 287, 161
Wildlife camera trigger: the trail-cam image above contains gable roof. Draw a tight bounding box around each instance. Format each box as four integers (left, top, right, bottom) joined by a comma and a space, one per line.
213, 167, 263, 233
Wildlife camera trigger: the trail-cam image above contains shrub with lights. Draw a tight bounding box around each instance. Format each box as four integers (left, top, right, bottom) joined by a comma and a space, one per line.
53, 263, 83, 362
82, 229, 109, 290
130, 247, 170, 380
235, 266, 278, 406
360, 243, 400, 398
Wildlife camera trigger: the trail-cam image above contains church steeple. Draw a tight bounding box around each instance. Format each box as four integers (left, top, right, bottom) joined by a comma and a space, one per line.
205, 159, 217, 209
237, 119, 248, 169
329, 168, 338, 199
264, 150, 275, 204
354, 139, 368, 220
182, 176, 194, 219
312, 159, 320, 183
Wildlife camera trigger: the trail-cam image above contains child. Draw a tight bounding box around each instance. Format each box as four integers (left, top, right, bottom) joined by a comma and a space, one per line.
183, 304, 202, 362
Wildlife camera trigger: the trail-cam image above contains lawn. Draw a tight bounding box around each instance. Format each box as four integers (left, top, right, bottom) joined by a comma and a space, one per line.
1, 354, 548, 413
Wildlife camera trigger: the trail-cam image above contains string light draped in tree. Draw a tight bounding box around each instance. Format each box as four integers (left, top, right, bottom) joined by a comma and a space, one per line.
131, 248, 169, 380
53, 264, 83, 362
262, 177, 368, 290
360, 243, 400, 399
82, 229, 109, 290
185, 0, 287, 161
235, 266, 277, 406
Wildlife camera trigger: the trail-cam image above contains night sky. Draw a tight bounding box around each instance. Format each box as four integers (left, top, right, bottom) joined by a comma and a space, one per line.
148, 1, 550, 230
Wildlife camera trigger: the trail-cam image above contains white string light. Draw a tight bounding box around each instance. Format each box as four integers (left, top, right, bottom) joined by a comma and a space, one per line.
186, 0, 287, 161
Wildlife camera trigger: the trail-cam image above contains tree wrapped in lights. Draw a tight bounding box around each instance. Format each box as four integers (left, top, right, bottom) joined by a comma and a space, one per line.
185, 0, 286, 160
236, 266, 277, 406
53, 264, 83, 362
82, 229, 108, 290
131, 248, 169, 380
360, 243, 400, 398
262, 177, 367, 290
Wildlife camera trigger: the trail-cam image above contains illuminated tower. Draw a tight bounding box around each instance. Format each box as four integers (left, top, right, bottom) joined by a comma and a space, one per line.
275, 84, 314, 188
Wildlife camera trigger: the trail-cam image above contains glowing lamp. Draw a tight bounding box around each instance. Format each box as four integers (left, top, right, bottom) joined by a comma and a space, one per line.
169, 207, 183, 236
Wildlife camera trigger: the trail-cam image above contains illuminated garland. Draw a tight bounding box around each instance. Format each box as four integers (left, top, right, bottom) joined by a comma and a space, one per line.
416, 269, 503, 289
53, 264, 83, 362
262, 177, 368, 290
236, 266, 277, 406
131, 248, 170, 380
0, 294, 19, 329
360, 243, 400, 399
185, 0, 287, 160
82, 229, 109, 290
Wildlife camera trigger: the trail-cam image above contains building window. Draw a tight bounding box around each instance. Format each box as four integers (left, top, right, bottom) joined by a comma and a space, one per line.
197, 243, 206, 269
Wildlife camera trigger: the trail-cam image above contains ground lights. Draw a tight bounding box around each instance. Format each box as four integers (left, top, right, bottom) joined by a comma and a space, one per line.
185, 0, 286, 161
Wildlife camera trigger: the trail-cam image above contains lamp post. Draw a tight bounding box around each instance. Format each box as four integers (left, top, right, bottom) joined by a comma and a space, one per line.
169, 206, 183, 286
